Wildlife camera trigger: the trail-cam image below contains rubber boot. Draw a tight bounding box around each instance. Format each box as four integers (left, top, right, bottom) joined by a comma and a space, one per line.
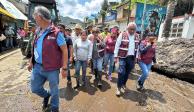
97, 71, 103, 86
82, 75, 86, 87
74, 77, 80, 89
94, 69, 98, 80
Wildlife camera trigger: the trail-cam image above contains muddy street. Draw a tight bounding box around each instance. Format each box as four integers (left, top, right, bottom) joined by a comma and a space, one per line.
0, 49, 194, 112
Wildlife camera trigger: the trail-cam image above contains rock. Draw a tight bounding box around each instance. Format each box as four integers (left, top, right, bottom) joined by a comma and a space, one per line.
153, 38, 194, 82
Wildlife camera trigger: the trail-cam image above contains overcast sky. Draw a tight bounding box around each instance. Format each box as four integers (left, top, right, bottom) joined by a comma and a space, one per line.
57, 0, 121, 21
22, 0, 120, 21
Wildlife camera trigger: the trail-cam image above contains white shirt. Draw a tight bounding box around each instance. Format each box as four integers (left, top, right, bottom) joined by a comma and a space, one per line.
71, 32, 80, 45
73, 38, 93, 61
114, 32, 135, 57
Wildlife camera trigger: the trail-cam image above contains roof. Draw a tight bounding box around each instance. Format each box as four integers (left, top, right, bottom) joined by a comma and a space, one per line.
0, 7, 16, 19
0, 0, 28, 20
116, 1, 129, 9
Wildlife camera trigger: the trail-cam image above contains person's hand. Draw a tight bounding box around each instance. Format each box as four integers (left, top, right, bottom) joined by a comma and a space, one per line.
61, 69, 67, 79
114, 57, 119, 63
70, 56, 73, 63
27, 62, 33, 72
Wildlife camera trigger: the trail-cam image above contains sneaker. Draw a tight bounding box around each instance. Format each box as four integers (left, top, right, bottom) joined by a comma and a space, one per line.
42, 94, 51, 111
116, 88, 121, 96
120, 87, 125, 93
136, 81, 144, 90
122, 85, 127, 91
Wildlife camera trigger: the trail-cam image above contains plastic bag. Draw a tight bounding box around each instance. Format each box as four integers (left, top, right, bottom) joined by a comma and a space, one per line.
0, 34, 6, 41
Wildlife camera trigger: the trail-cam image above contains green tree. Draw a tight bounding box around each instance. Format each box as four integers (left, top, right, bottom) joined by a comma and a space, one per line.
161, 0, 177, 39
101, 0, 109, 25
121, 0, 126, 2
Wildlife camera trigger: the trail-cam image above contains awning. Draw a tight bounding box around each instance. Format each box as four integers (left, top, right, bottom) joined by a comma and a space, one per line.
0, 7, 16, 19
0, 0, 28, 20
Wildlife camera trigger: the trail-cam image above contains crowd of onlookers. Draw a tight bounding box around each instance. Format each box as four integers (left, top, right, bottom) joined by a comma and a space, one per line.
27, 6, 158, 112
0, 25, 28, 53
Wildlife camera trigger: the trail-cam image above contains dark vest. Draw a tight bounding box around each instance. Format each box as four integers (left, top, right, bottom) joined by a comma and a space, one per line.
96, 39, 105, 57
140, 40, 156, 64
105, 36, 117, 53
32, 26, 62, 71
118, 32, 139, 58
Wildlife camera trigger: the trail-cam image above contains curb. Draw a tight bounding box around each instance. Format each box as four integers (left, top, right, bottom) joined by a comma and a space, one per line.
0, 49, 20, 61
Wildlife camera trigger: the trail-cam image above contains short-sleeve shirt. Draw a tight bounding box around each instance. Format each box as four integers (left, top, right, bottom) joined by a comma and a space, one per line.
64, 35, 73, 58
34, 27, 66, 64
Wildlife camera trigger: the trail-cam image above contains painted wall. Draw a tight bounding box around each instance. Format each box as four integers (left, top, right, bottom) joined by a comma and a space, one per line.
158, 16, 194, 42
135, 3, 166, 35
186, 17, 194, 39
118, 20, 128, 32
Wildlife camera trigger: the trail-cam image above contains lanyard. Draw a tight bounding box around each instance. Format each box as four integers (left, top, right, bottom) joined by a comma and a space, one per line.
34, 26, 50, 48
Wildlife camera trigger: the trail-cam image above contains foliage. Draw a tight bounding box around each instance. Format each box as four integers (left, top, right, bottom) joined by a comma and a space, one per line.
101, 0, 109, 15
100, 0, 109, 24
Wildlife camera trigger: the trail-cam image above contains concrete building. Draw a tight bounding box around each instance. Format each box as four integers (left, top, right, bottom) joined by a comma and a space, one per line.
158, 9, 194, 41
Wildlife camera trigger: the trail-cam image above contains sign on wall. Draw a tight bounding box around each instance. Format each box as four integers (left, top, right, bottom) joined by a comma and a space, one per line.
135, 3, 166, 35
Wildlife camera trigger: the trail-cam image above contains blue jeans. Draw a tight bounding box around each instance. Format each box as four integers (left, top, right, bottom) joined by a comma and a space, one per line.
117, 56, 135, 88
138, 61, 152, 86
75, 60, 87, 81
6, 37, 13, 48
31, 63, 60, 110
104, 53, 114, 75
92, 58, 103, 71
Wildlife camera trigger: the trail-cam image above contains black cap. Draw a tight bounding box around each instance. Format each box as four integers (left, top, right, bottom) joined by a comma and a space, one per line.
57, 23, 66, 29
65, 27, 72, 31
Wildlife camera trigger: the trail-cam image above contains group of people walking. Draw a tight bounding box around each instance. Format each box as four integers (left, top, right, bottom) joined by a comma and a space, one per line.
27, 6, 157, 112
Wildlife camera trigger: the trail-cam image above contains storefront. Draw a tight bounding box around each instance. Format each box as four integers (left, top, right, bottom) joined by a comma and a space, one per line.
0, 0, 28, 51
0, 0, 28, 29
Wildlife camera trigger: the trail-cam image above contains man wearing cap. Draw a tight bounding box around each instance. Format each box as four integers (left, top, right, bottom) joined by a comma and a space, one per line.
71, 24, 82, 45
100, 27, 110, 40
86, 25, 93, 35
65, 27, 72, 37
114, 22, 140, 96
57, 24, 73, 85
25, 25, 36, 58
89, 27, 105, 87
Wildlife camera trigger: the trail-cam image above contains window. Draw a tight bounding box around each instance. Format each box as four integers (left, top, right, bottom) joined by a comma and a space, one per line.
168, 22, 184, 38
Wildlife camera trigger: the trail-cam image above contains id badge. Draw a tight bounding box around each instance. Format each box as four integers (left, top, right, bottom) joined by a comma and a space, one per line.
34, 49, 39, 60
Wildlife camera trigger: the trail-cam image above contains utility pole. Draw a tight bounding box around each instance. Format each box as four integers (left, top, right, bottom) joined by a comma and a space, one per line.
127, 0, 131, 25
140, 0, 147, 39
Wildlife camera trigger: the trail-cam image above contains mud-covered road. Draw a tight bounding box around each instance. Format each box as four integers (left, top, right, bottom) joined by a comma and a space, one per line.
0, 49, 194, 112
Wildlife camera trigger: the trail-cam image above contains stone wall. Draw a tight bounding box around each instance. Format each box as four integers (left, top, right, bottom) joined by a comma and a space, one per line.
153, 39, 194, 81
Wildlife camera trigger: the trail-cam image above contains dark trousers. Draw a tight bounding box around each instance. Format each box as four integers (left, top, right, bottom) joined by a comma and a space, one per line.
117, 56, 135, 88
67, 59, 71, 81
0, 42, 2, 52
